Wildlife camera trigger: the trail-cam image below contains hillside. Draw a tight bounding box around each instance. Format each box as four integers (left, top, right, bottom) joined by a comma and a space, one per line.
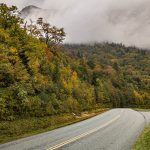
0, 4, 98, 121
63, 43, 150, 108
0, 3, 150, 123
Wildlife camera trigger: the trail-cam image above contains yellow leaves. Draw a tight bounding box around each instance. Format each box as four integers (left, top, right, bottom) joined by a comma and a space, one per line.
28, 58, 40, 73
62, 79, 68, 89
0, 28, 9, 42
71, 71, 79, 88
94, 64, 102, 72
133, 90, 144, 105
60, 66, 72, 81
14, 66, 29, 81
60, 67, 79, 93
33, 73, 52, 91
34, 58, 40, 68
71, 71, 77, 80
9, 47, 18, 54
62, 79, 72, 94
134, 90, 142, 99
111, 59, 118, 63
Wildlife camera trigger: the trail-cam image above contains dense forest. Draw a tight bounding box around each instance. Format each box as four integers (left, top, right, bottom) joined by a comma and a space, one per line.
0, 4, 150, 121
63, 43, 150, 108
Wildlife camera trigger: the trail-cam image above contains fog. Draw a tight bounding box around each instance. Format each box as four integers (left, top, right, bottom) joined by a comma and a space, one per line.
1, 0, 150, 48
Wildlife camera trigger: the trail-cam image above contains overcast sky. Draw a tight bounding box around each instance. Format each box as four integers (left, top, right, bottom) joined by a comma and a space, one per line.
1, 0, 150, 48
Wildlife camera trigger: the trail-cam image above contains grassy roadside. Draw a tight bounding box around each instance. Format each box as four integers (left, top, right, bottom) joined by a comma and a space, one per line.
0, 108, 109, 144
132, 124, 150, 150
133, 108, 150, 150
134, 108, 150, 112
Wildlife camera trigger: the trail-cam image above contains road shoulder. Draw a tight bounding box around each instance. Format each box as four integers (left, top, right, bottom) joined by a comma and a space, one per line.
132, 110, 150, 150
0, 108, 108, 144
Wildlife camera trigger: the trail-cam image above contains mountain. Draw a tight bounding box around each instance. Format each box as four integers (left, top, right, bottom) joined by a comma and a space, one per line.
21, 5, 40, 12
20, 5, 41, 18
20, 5, 57, 19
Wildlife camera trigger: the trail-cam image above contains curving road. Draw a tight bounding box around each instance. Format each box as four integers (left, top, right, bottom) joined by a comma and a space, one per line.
0, 109, 150, 150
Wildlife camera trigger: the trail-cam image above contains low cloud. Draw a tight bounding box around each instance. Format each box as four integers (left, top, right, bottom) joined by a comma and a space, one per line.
1, 0, 150, 48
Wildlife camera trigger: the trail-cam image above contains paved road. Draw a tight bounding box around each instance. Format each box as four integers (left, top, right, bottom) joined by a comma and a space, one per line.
0, 109, 149, 150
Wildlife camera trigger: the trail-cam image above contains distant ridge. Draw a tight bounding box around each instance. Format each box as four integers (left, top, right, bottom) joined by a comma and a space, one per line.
20, 5, 41, 18
21, 5, 41, 12
20, 5, 57, 19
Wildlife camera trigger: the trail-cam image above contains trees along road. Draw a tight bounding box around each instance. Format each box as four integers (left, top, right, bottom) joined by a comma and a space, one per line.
0, 109, 150, 150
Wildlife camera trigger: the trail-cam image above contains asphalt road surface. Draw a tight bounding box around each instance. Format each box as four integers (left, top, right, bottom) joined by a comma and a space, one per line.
0, 109, 150, 150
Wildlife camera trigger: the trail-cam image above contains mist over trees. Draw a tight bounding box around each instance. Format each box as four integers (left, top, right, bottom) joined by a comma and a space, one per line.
24, 17, 65, 46
2, 0, 150, 48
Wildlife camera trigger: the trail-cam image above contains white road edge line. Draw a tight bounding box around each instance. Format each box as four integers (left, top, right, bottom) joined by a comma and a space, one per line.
46, 112, 122, 150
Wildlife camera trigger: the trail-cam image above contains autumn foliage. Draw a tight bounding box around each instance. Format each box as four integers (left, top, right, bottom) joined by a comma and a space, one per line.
0, 4, 150, 121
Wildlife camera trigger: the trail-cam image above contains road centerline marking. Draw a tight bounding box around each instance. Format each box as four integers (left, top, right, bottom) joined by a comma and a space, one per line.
46, 114, 121, 150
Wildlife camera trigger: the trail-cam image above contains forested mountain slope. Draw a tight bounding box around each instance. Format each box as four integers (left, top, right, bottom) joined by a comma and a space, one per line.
0, 4, 96, 121
0, 4, 150, 122
63, 43, 150, 108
